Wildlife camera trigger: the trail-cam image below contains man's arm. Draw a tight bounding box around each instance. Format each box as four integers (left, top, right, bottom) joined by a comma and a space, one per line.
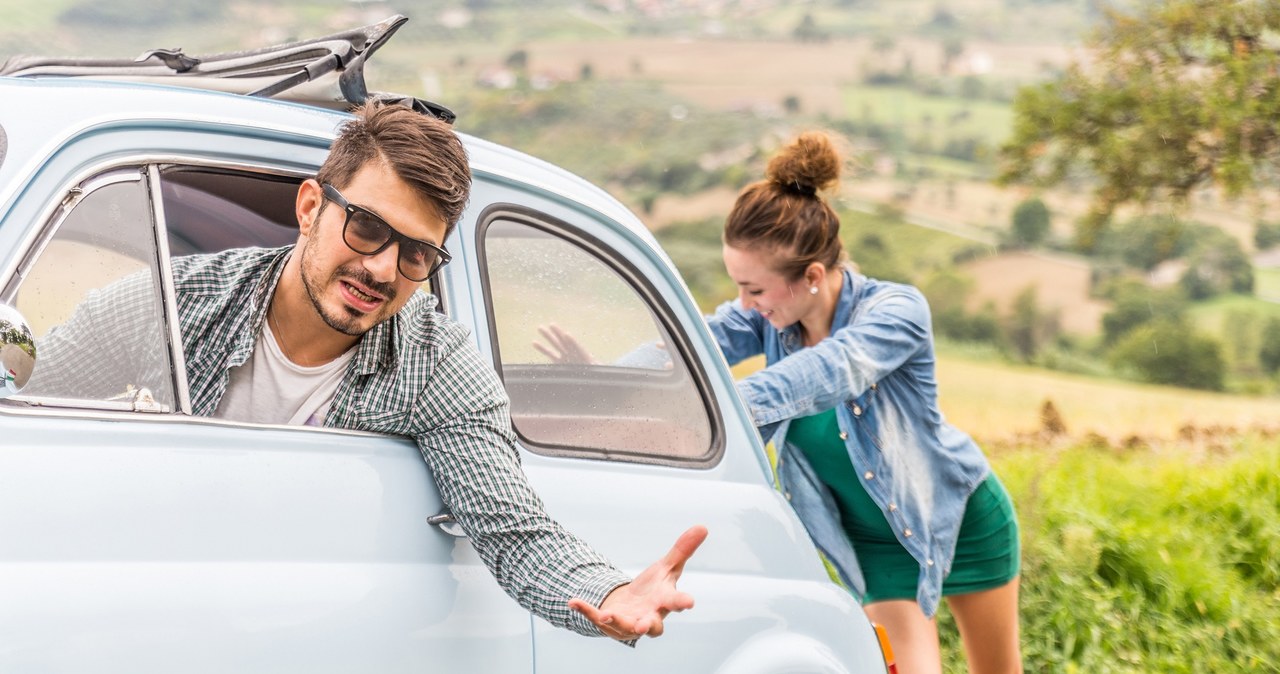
410, 324, 704, 641
24, 269, 171, 401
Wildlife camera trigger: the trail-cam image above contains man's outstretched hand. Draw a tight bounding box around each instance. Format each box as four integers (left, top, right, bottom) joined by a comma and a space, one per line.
568, 525, 708, 642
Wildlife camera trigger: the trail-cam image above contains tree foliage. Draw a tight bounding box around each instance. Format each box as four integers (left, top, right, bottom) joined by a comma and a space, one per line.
997, 1, 1280, 249
1100, 281, 1188, 346
1109, 318, 1225, 390
1010, 197, 1051, 246
1179, 227, 1255, 298
1260, 317, 1280, 374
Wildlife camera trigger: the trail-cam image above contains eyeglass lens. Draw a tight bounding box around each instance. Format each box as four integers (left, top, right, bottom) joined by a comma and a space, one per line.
343, 209, 441, 281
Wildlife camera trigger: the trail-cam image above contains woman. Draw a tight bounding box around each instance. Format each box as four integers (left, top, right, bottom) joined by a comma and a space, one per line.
709, 132, 1022, 673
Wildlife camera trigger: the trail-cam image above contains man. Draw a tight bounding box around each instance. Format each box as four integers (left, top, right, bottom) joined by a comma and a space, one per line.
35, 100, 705, 642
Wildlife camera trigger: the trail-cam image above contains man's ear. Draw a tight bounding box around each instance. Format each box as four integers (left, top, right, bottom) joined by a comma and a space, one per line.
296, 179, 324, 237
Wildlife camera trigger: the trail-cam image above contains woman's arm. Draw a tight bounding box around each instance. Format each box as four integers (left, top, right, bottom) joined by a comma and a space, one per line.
735, 286, 932, 427
704, 299, 766, 366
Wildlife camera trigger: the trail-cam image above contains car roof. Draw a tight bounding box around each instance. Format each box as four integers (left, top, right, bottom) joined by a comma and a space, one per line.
0, 76, 664, 256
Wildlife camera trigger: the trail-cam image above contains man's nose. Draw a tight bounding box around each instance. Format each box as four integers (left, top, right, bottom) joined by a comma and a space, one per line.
363, 243, 401, 283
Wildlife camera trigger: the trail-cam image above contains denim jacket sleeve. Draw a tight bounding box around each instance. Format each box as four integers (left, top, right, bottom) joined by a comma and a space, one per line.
736, 285, 931, 427
705, 299, 766, 366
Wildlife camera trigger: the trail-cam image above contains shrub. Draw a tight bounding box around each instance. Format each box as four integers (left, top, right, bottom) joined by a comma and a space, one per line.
1180, 229, 1254, 299
1108, 318, 1225, 390
1010, 197, 1051, 246
1099, 281, 1187, 346
946, 438, 1280, 672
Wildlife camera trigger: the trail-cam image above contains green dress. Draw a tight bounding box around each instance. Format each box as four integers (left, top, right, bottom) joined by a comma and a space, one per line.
788, 408, 1019, 602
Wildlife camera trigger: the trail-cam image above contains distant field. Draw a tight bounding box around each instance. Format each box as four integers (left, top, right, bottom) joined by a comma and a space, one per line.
962, 250, 1107, 336
1255, 266, 1280, 301
840, 83, 1015, 147
935, 352, 1280, 443
732, 348, 1280, 443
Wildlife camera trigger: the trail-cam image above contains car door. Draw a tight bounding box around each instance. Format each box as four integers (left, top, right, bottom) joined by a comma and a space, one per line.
462, 173, 887, 673
0, 123, 532, 673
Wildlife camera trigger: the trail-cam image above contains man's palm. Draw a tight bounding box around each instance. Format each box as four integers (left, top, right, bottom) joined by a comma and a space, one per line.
568, 525, 708, 641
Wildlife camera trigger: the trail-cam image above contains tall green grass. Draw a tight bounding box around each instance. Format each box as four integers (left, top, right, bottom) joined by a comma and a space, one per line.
937, 437, 1280, 672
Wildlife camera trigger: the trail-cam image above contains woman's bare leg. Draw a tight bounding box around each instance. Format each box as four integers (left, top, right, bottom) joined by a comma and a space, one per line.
863, 599, 942, 674
946, 578, 1023, 674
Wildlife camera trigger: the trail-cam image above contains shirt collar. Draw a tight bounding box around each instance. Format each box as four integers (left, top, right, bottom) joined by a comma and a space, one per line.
777, 264, 863, 353
831, 265, 862, 331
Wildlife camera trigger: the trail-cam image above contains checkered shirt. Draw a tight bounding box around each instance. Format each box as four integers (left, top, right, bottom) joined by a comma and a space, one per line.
38, 245, 630, 637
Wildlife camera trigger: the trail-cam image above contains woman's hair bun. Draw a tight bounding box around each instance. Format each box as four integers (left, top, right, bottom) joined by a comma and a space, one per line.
765, 131, 841, 196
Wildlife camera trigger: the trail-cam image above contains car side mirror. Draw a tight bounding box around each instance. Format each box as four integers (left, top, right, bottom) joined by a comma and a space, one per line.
0, 304, 36, 397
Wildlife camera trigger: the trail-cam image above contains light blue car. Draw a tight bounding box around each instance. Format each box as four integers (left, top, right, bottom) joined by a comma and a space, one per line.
0, 16, 891, 674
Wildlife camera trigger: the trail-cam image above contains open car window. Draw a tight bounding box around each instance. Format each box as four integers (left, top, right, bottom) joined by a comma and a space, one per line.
482, 213, 719, 467
11, 168, 176, 411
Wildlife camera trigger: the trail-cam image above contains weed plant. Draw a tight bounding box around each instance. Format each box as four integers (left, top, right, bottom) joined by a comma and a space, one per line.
938, 436, 1280, 672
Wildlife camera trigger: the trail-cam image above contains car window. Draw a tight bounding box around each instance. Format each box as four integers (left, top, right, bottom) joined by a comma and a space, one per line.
482, 214, 717, 465
161, 167, 301, 255
12, 168, 176, 410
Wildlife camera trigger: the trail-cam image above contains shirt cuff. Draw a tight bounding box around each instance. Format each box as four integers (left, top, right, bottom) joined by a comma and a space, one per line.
571, 569, 637, 646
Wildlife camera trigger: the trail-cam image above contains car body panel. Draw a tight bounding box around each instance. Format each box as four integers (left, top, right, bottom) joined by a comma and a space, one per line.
0, 76, 885, 673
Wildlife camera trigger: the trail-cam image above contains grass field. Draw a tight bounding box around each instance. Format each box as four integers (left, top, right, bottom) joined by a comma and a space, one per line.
1254, 266, 1280, 301
841, 83, 1016, 147
936, 350, 1280, 443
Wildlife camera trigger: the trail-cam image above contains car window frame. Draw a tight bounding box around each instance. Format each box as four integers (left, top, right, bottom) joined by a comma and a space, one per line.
1, 164, 180, 413
475, 203, 725, 469
0, 153, 451, 431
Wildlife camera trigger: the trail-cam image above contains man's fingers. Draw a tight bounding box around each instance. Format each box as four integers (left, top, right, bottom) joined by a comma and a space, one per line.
661, 524, 708, 573
667, 590, 695, 612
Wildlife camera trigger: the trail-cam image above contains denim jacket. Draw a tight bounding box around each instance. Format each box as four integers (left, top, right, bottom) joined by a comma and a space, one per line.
707, 266, 990, 617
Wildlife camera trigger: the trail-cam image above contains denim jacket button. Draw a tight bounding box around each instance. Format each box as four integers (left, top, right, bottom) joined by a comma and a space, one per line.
888, 503, 898, 512
839, 431, 849, 441
852, 405, 862, 416
926, 559, 934, 566
784, 491, 792, 501
870, 383, 877, 391
864, 471, 874, 480
903, 528, 913, 537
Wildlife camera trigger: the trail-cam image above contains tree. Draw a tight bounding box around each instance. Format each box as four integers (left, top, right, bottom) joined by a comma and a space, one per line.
1010, 197, 1051, 246
1109, 318, 1225, 390
1260, 317, 1280, 374
1004, 286, 1059, 361
1255, 221, 1280, 250
1179, 228, 1254, 299
1097, 214, 1196, 270
997, 1, 1280, 251
1100, 281, 1187, 346
793, 13, 829, 43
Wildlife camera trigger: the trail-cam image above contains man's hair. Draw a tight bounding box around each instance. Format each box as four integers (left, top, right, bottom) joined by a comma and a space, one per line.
316, 101, 471, 232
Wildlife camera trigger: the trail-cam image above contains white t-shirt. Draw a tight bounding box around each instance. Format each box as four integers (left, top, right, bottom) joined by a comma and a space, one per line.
213, 319, 356, 426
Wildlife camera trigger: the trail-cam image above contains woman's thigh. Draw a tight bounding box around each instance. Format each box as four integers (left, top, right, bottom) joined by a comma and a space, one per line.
947, 578, 1023, 674
863, 600, 941, 674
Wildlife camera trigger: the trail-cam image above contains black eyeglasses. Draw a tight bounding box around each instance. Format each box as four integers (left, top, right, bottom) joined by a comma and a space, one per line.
321, 183, 451, 282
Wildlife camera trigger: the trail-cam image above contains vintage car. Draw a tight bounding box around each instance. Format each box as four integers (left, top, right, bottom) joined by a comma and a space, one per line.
0, 16, 891, 673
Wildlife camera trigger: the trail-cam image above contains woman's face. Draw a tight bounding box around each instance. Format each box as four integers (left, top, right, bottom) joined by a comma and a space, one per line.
722, 244, 813, 330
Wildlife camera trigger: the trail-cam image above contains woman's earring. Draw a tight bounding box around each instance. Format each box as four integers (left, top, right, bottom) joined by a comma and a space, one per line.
809, 286, 819, 295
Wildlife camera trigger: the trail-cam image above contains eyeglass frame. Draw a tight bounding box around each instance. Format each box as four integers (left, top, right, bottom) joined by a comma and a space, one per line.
320, 182, 452, 282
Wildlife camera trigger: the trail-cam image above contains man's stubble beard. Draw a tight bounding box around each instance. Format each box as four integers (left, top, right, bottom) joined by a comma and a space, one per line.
298, 232, 399, 337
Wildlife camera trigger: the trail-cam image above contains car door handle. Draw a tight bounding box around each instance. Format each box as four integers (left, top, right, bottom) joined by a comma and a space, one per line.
427, 510, 467, 538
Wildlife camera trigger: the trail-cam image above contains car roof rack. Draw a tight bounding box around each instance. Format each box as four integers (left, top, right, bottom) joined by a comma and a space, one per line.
0, 14, 455, 124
